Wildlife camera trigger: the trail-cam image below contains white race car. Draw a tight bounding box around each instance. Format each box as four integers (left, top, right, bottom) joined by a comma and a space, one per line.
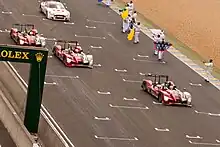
40, 0, 70, 21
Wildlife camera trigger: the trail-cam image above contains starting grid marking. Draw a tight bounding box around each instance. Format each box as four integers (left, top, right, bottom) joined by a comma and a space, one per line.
107, 2, 220, 90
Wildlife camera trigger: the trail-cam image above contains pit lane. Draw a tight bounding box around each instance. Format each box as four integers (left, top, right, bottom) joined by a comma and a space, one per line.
0, 0, 220, 146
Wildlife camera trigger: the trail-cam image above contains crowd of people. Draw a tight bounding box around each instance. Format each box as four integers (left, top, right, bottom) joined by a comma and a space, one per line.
98, 0, 215, 82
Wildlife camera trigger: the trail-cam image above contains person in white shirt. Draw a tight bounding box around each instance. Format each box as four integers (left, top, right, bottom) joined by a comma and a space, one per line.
133, 22, 141, 44
128, 1, 134, 15
203, 59, 214, 82
122, 14, 131, 33
132, 11, 137, 22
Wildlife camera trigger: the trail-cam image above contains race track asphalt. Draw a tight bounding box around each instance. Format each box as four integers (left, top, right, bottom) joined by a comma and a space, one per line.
0, 121, 16, 147
0, 0, 220, 146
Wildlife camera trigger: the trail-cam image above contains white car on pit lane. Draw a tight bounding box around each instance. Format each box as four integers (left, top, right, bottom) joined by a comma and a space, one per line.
40, 0, 70, 21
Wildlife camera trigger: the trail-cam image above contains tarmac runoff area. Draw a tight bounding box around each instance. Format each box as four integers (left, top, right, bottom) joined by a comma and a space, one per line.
0, 0, 220, 146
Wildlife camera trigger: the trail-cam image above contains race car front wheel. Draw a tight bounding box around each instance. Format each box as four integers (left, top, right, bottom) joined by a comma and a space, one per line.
141, 82, 147, 91
158, 94, 163, 103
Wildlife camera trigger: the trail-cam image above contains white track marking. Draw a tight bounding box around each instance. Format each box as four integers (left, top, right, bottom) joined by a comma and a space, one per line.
189, 83, 202, 87
2, 11, 12, 14
133, 58, 166, 64
195, 110, 220, 117
109, 104, 149, 109
75, 34, 106, 39
107, 32, 120, 43
153, 101, 162, 105
123, 97, 139, 101
115, 69, 127, 72
94, 116, 111, 121
189, 140, 220, 146
45, 38, 56, 41
186, 135, 203, 139
22, 14, 42, 17
94, 135, 138, 141
90, 45, 102, 49
48, 56, 53, 58
86, 19, 116, 25
46, 75, 79, 79
64, 22, 74, 25
85, 25, 96, 29
155, 128, 169, 132
97, 91, 111, 95
44, 82, 57, 85
93, 64, 102, 67
123, 79, 142, 83
137, 54, 149, 58
216, 140, 220, 143
0, 29, 10, 33
139, 72, 146, 76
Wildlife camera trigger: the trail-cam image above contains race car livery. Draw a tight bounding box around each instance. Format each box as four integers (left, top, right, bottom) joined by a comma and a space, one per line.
10, 24, 46, 47
52, 40, 93, 68
141, 73, 192, 107
40, 0, 70, 21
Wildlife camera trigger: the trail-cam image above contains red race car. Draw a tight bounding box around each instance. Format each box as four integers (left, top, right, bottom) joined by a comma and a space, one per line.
52, 40, 93, 68
10, 24, 46, 47
141, 73, 192, 107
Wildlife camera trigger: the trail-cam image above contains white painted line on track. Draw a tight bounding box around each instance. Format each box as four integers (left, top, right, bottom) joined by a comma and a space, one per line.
75, 34, 106, 39
123, 97, 139, 101
109, 104, 149, 109
97, 91, 111, 95
186, 135, 203, 139
46, 75, 79, 79
85, 25, 96, 29
87, 19, 116, 25
189, 140, 220, 146
0, 29, 10, 33
64, 22, 74, 25
115, 69, 127, 72
133, 58, 166, 64
48, 55, 53, 58
189, 83, 202, 87
94, 116, 111, 121
90, 45, 102, 49
94, 135, 138, 141
45, 38, 57, 41
44, 82, 57, 85
137, 54, 149, 58
93, 64, 102, 67
107, 32, 120, 43
153, 101, 162, 105
22, 14, 42, 17
2, 11, 12, 14
195, 110, 220, 117
139, 72, 146, 76
123, 79, 142, 83
155, 128, 169, 132
216, 140, 220, 143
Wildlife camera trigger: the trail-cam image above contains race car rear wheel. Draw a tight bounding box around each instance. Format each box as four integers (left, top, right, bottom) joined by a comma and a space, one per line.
141, 81, 147, 91
158, 93, 163, 103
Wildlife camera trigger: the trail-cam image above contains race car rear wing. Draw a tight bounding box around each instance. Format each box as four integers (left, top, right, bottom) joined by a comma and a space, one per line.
13, 24, 35, 28
55, 40, 79, 45
145, 73, 169, 84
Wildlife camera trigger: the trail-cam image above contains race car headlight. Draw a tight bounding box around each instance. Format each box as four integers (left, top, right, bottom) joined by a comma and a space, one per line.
20, 40, 24, 44
164, 96, 169, 101
49, 11, 55, 15
66, 58, 71, 63
188, 98, 192, 103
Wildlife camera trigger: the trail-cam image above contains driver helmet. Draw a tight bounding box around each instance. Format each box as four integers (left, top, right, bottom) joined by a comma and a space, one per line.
30, 29, 38, 35
74, 45, 83, 53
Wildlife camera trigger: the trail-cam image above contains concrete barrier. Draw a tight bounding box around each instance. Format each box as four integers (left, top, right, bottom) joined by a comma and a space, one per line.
0, 61, 74, 147
0, 81, 36, 147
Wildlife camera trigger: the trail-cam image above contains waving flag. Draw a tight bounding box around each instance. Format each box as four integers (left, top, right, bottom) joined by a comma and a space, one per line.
121, 9, 128, 20
127, 28, 134, 41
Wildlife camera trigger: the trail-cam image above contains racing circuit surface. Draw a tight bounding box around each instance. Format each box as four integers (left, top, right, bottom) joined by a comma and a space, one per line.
1, 0, 220, 146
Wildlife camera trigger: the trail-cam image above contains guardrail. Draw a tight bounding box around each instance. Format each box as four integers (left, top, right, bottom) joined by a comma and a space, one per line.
6, 61, 75, 147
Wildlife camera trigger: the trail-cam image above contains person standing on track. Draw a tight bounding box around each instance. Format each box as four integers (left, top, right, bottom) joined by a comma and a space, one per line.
128, 1, 134, 15
133, 22, 141, 44
153, 34, 163, 55
203, 59, 214, 82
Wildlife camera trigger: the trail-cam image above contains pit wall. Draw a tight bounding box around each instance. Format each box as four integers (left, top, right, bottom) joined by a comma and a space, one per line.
0, 62, 69, 147
122, 0, 220, 67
